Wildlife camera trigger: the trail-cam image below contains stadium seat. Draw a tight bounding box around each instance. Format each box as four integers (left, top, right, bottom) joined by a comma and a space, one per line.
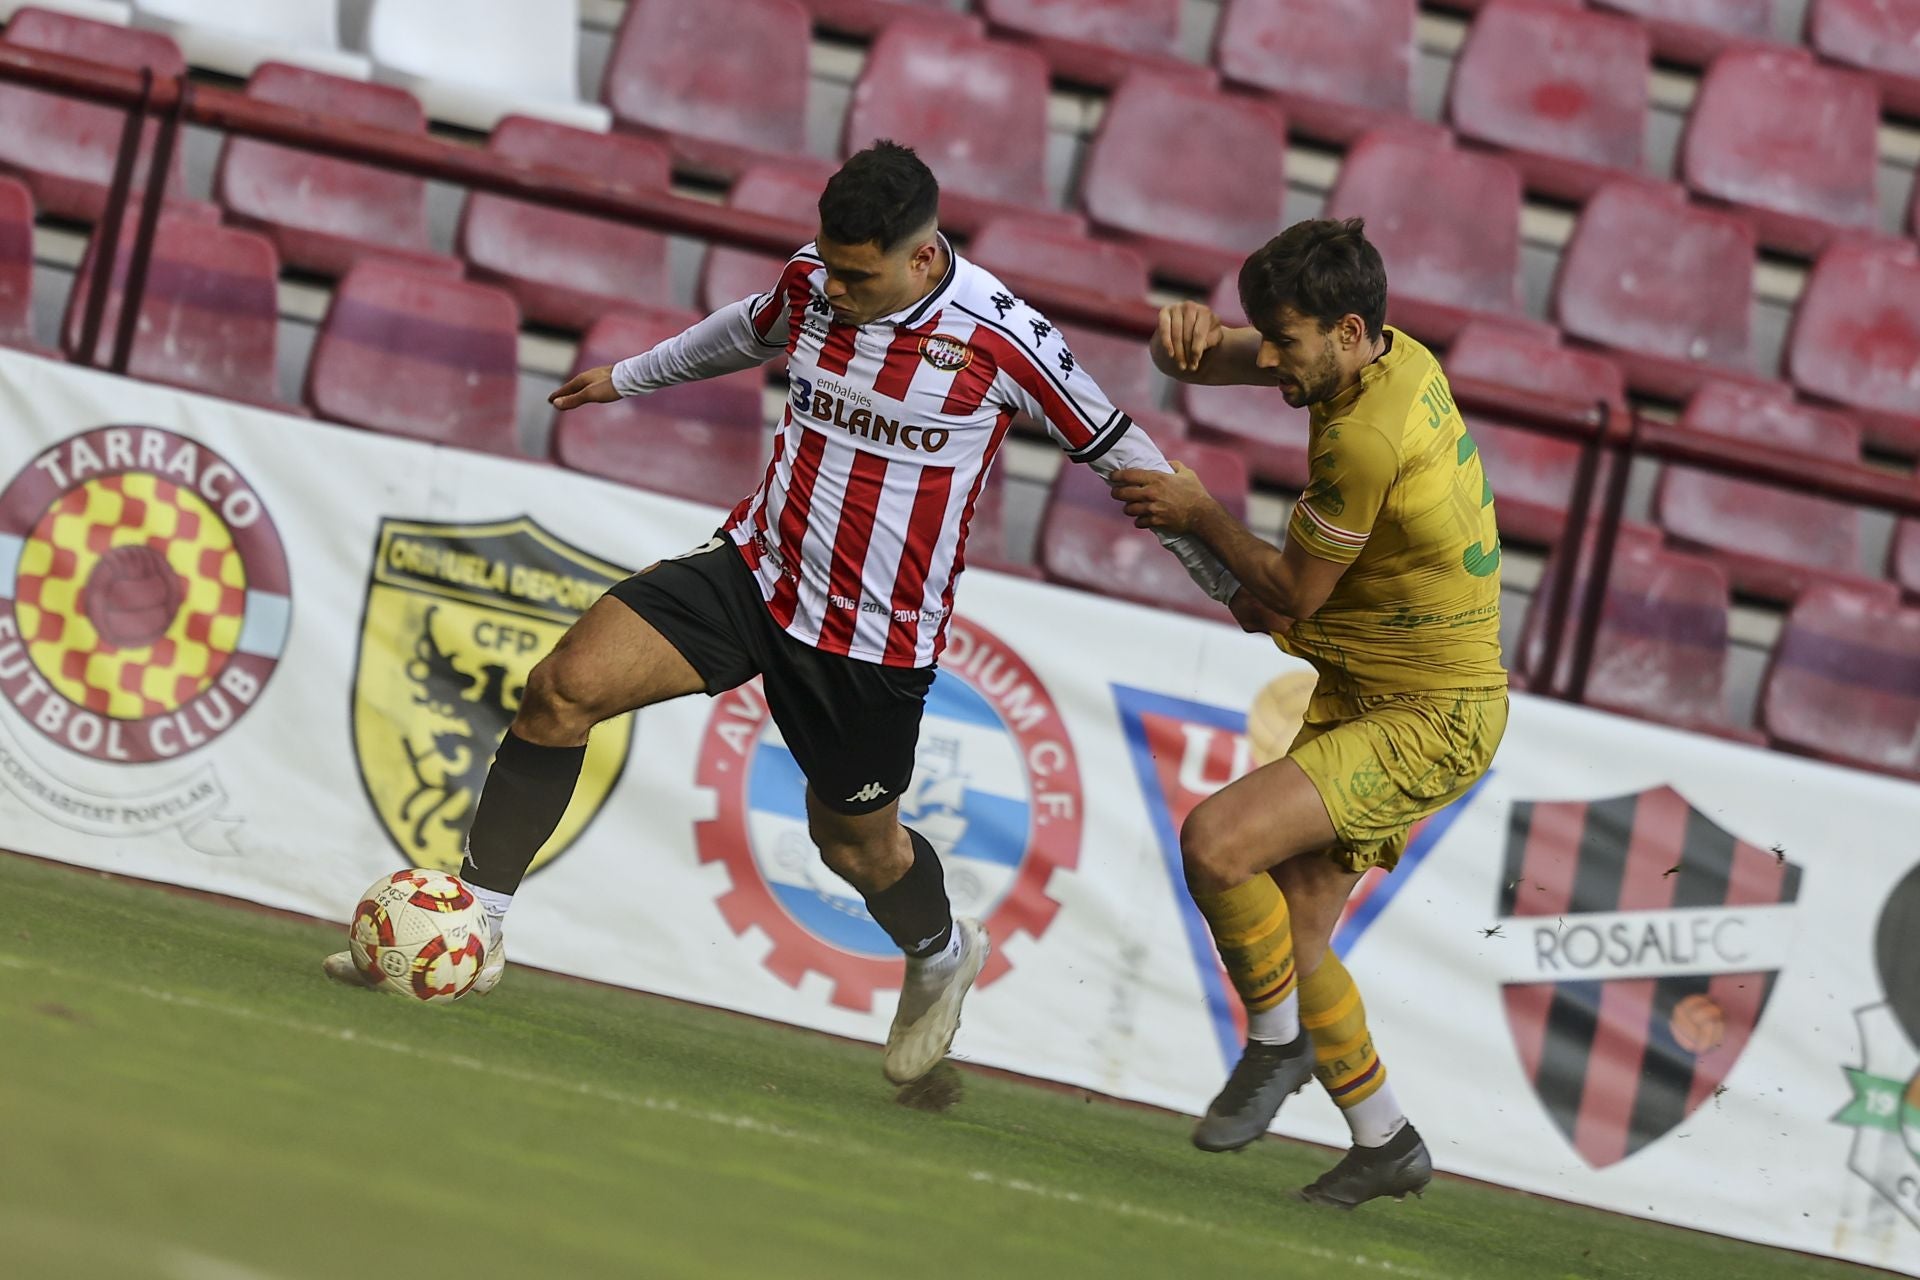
1784, 239, 1920, 455
364, 0, 607, 132
1041, 438, 1248, 619
129, 0, 371, 79
602, 0, 812, 182
1322, 129, 1525, 346
1212, 0, 1416, 145
0, 9, 186, 221
0, 1, 130, 24
305, 261, 521, 455
1445, 1, 1650, 204
457, 116, 672, 333
60, 209, 282, 407
843, 20, 1072, 237
1762, 581, 1920, 780
1885, 464, 1920, 598
959, 462, 1044, 579
1809, 0, 1920, 120
798, 0, 956, 38
1079, 73, 1287, 288
1588, 0, 1774, 66
1653, 382, 1867, 602
0, 176, 36, 352
1552, 181, 1763, 403
697, 161, 834, 379
216, 63, 457, 279
1443, 322, 1627, 546
979, 0, 1204, 89
1174, 275, 1311, 487
1679, 48, 1881, 258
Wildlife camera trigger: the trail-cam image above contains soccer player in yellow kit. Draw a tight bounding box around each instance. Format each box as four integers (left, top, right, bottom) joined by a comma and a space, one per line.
1112, 218, 1507, 1207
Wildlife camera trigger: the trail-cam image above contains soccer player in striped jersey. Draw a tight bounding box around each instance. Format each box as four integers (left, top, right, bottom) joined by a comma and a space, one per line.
324, 142, 1243, 1086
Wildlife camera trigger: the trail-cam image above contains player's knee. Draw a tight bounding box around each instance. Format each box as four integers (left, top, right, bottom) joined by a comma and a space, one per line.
515, 653, 605, 742
1180, 802, 1252, 895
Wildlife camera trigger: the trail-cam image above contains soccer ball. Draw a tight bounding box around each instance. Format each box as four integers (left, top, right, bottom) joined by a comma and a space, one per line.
347, 868, 488, 1004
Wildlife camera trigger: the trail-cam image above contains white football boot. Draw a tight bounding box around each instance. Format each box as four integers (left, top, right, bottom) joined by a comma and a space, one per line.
882, 918, 989, 1085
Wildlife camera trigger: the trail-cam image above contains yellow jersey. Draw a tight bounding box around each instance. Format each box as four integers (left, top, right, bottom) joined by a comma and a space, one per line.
1278, 327, 1506, 696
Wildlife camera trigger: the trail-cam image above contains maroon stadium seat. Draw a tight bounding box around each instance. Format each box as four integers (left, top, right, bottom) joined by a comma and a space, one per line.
61, 210, 283, 409
457, 116, 673, 332
1885, 463, 1920, 598
306, 262, 521, 454
979, 0, 1203, 89
1784, 239, 1920, 455
0, 176, 36, 353
1552, 181, 1764, 403
1323, 129, 1525, 346
1212, 0, 1416, 145
217, 63, 456, 279
961, 462, 1044, 579
1173, 275, 1310, 487
1653, 382, 1867, 602
1762, 581, 1920, 780
1446, 1, 1651, 203
799, 0, 957, 37
699, 162, 834, 316
601, 0, 812, 181
0, 9, 187, 221
1809, 0, 1920, 119
1444, 322, 1627, 546
1679, 48, 1881, 258
1041, 439, 1248, 619
1589, 0, 1775, 66
1427, 0, 1580, 9
1080, 73, 1287, 288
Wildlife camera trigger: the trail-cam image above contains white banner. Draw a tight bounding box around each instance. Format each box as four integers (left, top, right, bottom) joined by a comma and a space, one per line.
2, 348, 1916, 1274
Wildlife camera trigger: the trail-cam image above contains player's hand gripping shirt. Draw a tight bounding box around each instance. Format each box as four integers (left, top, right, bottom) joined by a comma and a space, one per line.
611, 236, 1237, 667
1279, 328, 1506, 696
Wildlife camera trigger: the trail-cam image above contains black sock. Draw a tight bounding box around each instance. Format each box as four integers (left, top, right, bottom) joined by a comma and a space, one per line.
862, 828, 954, 959
460, 730, 587, 895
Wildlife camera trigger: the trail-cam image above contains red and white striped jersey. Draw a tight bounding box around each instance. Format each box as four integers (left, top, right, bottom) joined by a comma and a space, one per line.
612, 237, 1235, 667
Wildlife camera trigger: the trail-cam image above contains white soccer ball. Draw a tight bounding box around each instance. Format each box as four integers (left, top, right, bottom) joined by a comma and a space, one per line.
347, 868, 488, 1004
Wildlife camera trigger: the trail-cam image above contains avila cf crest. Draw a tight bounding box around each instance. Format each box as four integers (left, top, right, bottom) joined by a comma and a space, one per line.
1498, 786, 1803, 1167
352, 517, 631, 875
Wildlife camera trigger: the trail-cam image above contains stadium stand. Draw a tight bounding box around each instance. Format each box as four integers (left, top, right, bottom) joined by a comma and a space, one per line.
1807, 0, 1920, 120
798, 0, 955, 38
457, 115, 673, 332
1211, 0, 1416, 145
1445, 0, 1651, 204
1762, 581, 1920, 779
129, 0, 372, 80
364, 0, 608, 132
1783, 238, 1920, 456
601, 0, 812, 181
1174, 274, 1311, 488
0, 175, 36, 353
1587, 0, 1775, 66
978, 0, 1200, 89
697, 161, 834, 326
305, 260, 521, 455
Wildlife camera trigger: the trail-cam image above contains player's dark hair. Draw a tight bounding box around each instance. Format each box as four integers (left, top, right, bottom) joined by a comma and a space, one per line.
818, 140, 940, 253
1238, 218, 1388, 341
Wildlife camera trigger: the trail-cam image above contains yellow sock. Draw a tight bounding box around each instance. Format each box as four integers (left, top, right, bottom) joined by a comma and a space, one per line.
1299, 949, 1388, 1108
1192, 876, 1298, 1039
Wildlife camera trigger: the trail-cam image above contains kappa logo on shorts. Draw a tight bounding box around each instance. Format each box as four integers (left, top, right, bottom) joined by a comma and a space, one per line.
1832, 860, 1920, 1242
1496, 787, 1803, 1168
350, 516, 632, 877
918, 333, 973, 373
694, 616, 1081, 1012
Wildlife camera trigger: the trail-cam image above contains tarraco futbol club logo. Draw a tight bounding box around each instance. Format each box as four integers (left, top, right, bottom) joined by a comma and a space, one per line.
695, 615, 1081, 1012
0, 426, 290, 762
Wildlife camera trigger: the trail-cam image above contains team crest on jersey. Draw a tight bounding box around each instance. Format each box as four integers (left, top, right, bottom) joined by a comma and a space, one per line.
0, 426, 289, 763
1833, 860, 1920, 1244
351, 517, 631, 876
918, 333, 974, 374
694, 616, 1080, 1011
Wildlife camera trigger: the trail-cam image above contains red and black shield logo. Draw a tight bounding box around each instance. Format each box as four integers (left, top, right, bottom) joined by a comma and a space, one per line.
1499, 786, 1803, 1167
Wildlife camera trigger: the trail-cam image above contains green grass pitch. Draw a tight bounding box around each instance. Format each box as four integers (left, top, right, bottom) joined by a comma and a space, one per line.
0, 851, 1877, 1280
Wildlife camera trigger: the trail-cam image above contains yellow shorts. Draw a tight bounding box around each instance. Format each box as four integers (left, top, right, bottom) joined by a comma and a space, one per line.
1287, 686, 1508, 874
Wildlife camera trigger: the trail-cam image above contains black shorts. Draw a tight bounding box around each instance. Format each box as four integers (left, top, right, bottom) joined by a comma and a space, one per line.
608, 532, 934, 815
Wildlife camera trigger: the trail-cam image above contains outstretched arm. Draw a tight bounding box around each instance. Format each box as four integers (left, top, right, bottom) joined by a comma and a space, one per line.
1152, 301, 1283, 388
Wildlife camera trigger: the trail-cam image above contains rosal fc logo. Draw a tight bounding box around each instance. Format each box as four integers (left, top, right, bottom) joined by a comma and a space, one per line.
351, 516, 631, 876
695, 615, 1081, 1011
0, 426, 289, 762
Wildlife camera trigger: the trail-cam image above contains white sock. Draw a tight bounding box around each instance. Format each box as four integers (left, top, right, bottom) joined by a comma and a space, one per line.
906, 923, 962, 981
471, 884, 513, 928
1344, 1083, 1409, 1148
1246, 991, 1301, 1045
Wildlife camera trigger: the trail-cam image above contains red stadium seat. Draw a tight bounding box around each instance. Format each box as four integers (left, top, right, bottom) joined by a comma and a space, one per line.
1885, 464, 1920, 598
798, 0, 957, 37
979, 0, 1203, 89
959, 462, 1043, 579
1809, 0, 1920, 120
1679, 48, 1881, 258
1323, 129, 1525, 346
1041, 438, 1248, 619
1212, 0, 1416, 145
1762, 581, 1920, 780
0, 9, 186, 221
1444, 322, 1627, 546
601, 0, 812, 181
61, 209, 283, 408
1588, 0, 1774, 66
1653, 382, 1867, 602
699, 162, 833, 316
1446, 1, 1651, 203
217, 63, 456, 279
1080, 73, 1287, 288
457, 116, 673, 333
1552, 181, 1763, 403
0, 176, 35, 352
1173, 275, 1310, 487
1784, 239, 1920, 456
306, 261, 521, 454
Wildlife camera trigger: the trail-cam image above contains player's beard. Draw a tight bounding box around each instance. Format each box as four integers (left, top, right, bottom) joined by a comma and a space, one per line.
1280, 343, 1343, 407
